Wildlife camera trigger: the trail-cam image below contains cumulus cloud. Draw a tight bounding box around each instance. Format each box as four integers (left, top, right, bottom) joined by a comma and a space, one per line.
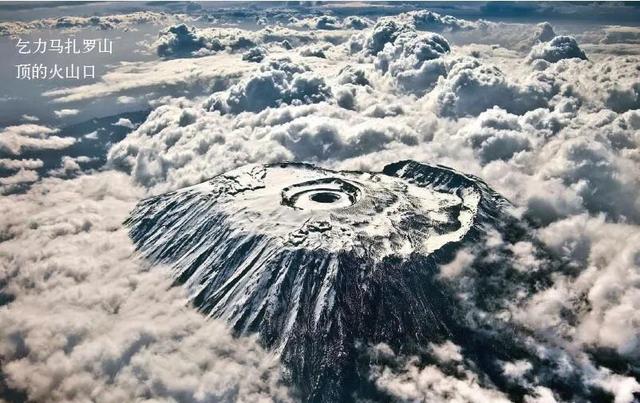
0, 169, 39, 188
502, 359, 533, 381
46, 16, 571, 107
47, 156, 96, 178
0, 124, 75, 155
153, 23, 351, 59
0, 158, 43, 171
578, 25, 640, 46
257, 25, 345, 48
0, 158, 44, 194
343, 15, 374, 30
397, 10, 482, 33
242, 46, 267, 63
116, 95, 137, 105
156, 24, 225, 57
439, 248, 475, 279
528, 36, 588, 63
605, 80, 640, 113
600, 26, 640, 44
290, 15, 373, 31
54, 109, 80, 118
299, 43, 330, 58
348, 15, 560, 55
205, 58, 331, 114
429, 341, 463, 363
43, 21, 359, 105
375, 364, 510, 402
336, 65, 370, 86
433, 57, 552, 117
360, 18, 412, 56
113, 118, 136, 129
456, 107, 536, 163
371, 346, 510, 403
106, 92, 428, 191
374, 31, 450, 95
534, 22, 556, 43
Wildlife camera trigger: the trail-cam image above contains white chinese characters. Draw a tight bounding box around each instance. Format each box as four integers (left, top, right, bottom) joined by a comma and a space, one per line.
15, 38, 113, 54
14, 37, 111, 80
15, 64, 95, 80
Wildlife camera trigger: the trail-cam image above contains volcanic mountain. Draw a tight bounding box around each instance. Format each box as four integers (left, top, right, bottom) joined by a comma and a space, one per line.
126, 161, 600, 402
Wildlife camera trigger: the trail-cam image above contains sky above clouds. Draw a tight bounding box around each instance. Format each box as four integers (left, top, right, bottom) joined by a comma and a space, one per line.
1, 2, 640, 402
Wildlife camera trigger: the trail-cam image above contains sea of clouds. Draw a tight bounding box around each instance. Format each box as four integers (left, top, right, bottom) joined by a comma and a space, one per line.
1, 5, 640, 403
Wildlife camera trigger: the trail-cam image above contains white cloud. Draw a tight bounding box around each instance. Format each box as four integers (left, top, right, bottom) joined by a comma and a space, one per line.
116, 96, 137, 104
534, 22, 556, 43
47, 156, 90, 178
0, 158, 43, 171
429, 341, 463, 363
372, 352, 510, 403
0, 124, 75, 155
242, 46, 267, 63
153, 23, 352, 60
205, 58, 331, 114
155, 24, 227, 58
439, 248, 474, 279
113, 118, 136, 129
0, 169, 38, 186
456, 106, 533, 162
595, 371, 640, 403
528, 36, 588, 63
539, 136, 640, 222
54, 109, 80, 118
360, 18, 412, 56
106, 97, 424, 191
290, 15, 373, 31
432, 57, 553, 118
20, 114, 39, 122
502, 360, 533, 380
374, 31, 450, 95
299, 43, 330, 58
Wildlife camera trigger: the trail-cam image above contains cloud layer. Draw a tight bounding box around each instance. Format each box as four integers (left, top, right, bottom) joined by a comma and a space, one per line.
0, 11, 185, 37
0, 173, 291, 402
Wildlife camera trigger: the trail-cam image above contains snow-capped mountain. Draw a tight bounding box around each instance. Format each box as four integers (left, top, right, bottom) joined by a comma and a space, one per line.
126, 161, 595, 402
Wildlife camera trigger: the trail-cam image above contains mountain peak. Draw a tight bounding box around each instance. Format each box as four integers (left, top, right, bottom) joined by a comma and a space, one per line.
126, 161, 547, 402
